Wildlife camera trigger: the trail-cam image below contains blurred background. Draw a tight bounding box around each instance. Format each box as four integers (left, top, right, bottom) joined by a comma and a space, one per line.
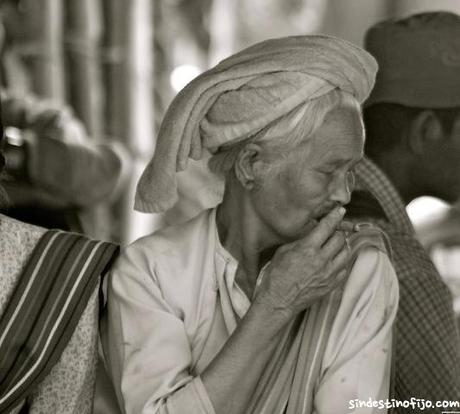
1, 0, 460, 312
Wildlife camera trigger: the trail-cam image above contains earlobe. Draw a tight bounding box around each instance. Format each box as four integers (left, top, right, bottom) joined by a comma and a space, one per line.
234, 143, 261, 190
408, 110, 443, 155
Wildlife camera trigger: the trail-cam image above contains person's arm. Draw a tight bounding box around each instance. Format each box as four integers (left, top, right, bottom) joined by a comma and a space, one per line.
107, 254, 287, 414
314, 248, 399, 413
107, 207, 351, 414
2, 133, 130, 207
25, 136, 130, 206
0, 90, 76, 137
1, 89, 131, 207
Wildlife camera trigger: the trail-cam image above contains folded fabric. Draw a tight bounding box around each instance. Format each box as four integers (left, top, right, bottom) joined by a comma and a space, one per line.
233, 224, 391, 413
134, 35, 377, 213
0, 229, 119, 414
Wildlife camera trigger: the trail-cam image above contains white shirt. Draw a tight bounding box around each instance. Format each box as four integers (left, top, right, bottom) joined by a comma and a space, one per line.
105, 209, 399, 414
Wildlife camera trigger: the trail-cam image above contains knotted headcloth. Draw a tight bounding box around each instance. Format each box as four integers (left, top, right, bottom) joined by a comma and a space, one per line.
135, 35, 378, 213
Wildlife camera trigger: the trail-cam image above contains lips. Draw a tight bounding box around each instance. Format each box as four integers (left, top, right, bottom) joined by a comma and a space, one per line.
315, 204, 341, 220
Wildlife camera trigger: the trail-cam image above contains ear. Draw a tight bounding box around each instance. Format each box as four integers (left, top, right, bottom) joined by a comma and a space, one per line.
234, 143, 262, 190
407, 110, 444, 155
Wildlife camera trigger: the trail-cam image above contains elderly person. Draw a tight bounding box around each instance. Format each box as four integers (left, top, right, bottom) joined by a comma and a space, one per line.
0, 93, 119, 413
105, 35, 399, 414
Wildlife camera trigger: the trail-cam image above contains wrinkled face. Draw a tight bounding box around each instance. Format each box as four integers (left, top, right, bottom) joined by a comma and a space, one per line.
249, 101, 364, 242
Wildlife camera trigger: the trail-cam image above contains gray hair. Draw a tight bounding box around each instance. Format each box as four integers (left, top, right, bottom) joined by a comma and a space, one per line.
208, 89, 359, 177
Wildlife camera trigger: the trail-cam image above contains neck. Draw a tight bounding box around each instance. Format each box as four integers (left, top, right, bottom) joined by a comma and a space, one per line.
216, 179, 281, 298
371, 152, 423, 206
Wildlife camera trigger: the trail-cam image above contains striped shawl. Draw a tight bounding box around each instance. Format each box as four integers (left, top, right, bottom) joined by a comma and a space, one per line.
0, 229, 118, 414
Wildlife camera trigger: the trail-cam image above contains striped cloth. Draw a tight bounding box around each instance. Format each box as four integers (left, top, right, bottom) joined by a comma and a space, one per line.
0, 229, 118, 414
348, 157, 460, 410
248, 225, 390, 413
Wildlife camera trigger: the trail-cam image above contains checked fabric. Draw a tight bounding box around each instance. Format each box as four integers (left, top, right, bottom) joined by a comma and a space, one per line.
348, 157, 460, 411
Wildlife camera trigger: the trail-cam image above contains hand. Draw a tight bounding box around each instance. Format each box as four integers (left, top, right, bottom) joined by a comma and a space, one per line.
32, 107, 88, 144
255, 207, 350, 318
3, 136, 29, 180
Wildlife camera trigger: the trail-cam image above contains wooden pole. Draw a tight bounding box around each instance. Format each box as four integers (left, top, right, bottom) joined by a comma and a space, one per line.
20, 0, 66, 101
152, 0, 169, 135
101, 0, 155, 244
63, 0, 104, 136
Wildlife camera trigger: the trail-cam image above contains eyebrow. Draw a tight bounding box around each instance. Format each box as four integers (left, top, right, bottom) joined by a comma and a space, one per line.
324, 153, 362, 167
324, 157, 351, 166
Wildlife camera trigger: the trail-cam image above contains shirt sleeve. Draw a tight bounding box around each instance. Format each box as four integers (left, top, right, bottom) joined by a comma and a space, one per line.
1, 89, 131, 207
314, 248, 399, 414
105, 242, 216, 414
26, 137, 130, 206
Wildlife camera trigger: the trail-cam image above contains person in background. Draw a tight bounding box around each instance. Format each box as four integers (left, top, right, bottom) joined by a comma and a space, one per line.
105, 35, 399, 414
347, 11, 460, 407
0, 92, 120, 413
0, 89, 130, 235
0, 0, 130, 239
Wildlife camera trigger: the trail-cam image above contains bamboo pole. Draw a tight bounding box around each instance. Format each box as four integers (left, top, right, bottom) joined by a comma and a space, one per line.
63, 0, 104, 136
100, 0, 130, 243
208, 0, 238, 65
19, 0, 66, 102
102, 0, 155, 244
101, 0, 129, 143
152, 0, 170, 134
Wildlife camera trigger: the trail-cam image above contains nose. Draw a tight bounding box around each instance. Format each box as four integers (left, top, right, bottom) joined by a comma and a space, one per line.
329, 171, 354, 205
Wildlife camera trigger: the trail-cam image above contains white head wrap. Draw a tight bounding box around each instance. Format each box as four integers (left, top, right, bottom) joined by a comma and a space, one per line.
135, 35, 377, 213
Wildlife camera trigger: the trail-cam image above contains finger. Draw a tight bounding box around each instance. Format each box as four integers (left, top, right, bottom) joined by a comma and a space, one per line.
331, 269, 348, 288
328, 246, 350, 275
322, 232, 346, 258
320, 268, 348, 297
308, 207, 346, 246
337, 220, 355, 233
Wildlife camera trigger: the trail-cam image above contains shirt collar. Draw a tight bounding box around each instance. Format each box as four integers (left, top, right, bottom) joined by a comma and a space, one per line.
211, 208, 269, 318
211, 209, 252, 320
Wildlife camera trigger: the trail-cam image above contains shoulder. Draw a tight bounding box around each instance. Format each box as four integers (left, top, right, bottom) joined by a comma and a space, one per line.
118, 209, 215, 270
0, 213, 46, 246
337, 223, 399, 307
346, 244, 399, 308
110, 210, 218, 303
0, 214, 46, 268
0, 214, 47, 311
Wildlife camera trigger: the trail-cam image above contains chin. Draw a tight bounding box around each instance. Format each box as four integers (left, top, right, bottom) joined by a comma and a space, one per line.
279, 219, 316, 242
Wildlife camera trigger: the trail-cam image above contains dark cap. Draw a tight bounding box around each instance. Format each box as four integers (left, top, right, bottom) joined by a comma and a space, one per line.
365, 11, 460, 108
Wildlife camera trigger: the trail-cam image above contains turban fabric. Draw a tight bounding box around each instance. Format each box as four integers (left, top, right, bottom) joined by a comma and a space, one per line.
135, 35, 377, 213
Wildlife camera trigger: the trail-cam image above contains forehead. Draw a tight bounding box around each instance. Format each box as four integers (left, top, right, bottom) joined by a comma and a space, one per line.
302, 102, 364, 167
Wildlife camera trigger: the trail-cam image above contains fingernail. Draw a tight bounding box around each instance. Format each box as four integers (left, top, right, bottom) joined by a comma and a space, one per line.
338, 207, 346, 216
